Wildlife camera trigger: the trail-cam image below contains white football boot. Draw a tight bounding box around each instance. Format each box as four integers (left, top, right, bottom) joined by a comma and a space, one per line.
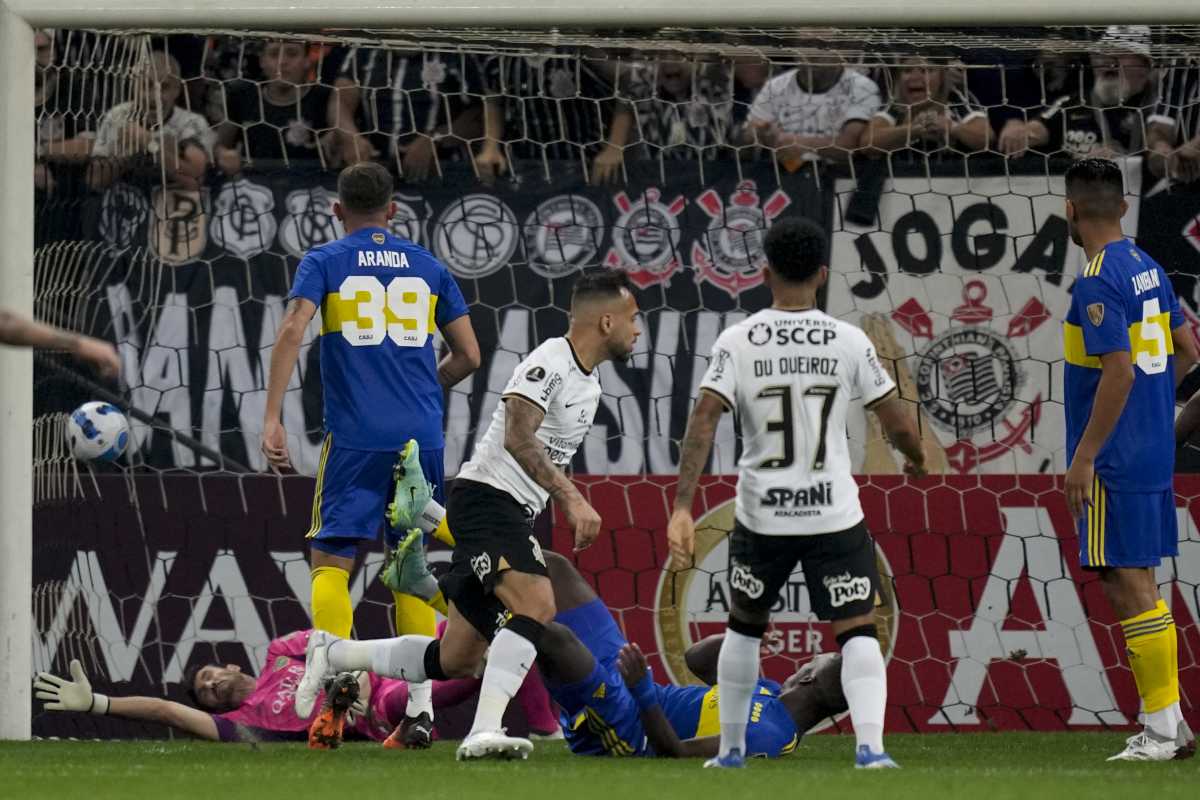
294, 629, 339, 718
1107, 721, 1196, 762
456, 730, 534, 761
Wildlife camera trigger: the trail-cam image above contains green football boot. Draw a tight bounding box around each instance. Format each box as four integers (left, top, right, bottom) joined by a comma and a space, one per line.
380, 527, 437, 600
387, 439, 432, 531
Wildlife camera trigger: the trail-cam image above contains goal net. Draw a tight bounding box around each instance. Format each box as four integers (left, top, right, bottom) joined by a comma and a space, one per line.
30, 23, 1200, 738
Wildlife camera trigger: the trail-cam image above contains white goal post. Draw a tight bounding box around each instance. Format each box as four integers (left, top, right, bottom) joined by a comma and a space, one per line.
2, 0, 1198, 743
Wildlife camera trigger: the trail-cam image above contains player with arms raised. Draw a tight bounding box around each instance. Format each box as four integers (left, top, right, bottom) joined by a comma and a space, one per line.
667, 218, 926, 770
1062, 158, 1197, 761
261, 162, 480, 746
293, 268, 641, 761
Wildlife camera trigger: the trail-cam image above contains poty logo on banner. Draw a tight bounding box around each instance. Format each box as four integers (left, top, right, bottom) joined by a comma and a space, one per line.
605, 187, 686, 288
692, 180, 791, 297
433, 194, 518, 279
523, 195, 605, 279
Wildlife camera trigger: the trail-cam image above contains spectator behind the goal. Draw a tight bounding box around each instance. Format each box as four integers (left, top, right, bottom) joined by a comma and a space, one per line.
475, 53, 633, 184
210, 40, 337, 173
742, 53, 881, 168
860, 57, 991, 158
34, 29, 99, 201
86, 50, 212, 192
621, 58, 738, 163
329, 48, 486, 181
1001, 26, 1188, 164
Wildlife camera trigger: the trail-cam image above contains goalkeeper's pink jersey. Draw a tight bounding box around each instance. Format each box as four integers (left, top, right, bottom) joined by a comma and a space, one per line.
211, 629, 403, 743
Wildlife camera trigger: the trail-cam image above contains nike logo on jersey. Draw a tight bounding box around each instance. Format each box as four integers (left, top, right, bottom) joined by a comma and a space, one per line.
563, 400, 585, 408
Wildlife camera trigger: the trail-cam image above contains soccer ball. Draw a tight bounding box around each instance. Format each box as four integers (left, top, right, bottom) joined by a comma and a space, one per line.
66, 402, 130, 462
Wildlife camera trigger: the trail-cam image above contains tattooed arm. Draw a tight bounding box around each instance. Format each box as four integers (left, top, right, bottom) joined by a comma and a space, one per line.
667, 390, 727, 570
503, 395, 601, 551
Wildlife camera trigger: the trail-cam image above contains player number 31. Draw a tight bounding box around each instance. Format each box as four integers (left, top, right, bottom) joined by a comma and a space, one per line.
338, 275, 430, 348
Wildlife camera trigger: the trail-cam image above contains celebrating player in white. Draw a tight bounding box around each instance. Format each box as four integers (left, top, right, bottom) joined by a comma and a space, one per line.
668, 218, 926, 770
293, 268, 642, 761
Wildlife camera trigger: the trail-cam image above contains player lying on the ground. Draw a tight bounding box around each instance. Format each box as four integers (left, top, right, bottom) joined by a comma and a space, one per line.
34, 628, 558, 748
535, 549, 848, 758
303, 530, 849, 758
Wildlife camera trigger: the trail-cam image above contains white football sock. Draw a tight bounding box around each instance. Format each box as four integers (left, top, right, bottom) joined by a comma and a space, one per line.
417, 499, 446, 535
1145, 701, 1182, 740
469, 628, 536, 735
841, 635, 887, 755
717, 628, 761, 758
328, 635, 435, 681
406, 680, 434, 719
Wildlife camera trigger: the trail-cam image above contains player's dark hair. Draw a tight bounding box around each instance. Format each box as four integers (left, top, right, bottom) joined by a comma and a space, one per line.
182, 663, 205, 707
337, 162, 393, 215
570, 267, 635, 310
1065, 158, 1125, 219
763, 217, 827, 283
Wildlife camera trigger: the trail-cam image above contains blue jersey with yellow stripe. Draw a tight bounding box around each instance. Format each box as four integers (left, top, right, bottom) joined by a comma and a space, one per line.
289, 227, 468, 452
654, 679, 798, 758
1063, 240, 1182, 491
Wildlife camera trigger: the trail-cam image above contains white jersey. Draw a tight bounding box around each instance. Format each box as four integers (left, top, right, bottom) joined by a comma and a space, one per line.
458, 337, 601, 512
699, 308, 896, 535
748, 68, 881, 140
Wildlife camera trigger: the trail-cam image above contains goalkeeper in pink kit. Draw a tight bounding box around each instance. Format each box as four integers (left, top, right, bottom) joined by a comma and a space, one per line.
34, 628, 557, 746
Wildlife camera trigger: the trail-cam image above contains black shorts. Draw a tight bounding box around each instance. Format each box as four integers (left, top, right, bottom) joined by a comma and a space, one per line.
728, 520, 880, 622
440, 479, 550, 641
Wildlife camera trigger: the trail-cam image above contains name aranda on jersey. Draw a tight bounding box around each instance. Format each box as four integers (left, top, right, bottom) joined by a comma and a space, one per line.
356, 250, 411, 268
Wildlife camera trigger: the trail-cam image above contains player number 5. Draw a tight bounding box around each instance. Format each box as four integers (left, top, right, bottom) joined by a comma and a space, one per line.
1135, 298, 1168, 376
338, 275, 430, 348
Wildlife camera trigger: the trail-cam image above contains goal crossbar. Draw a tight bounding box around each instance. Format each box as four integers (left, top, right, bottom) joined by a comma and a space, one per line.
7, 0, 1200, 29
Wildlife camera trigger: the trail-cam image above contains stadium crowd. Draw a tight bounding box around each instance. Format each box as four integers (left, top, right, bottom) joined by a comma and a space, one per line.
32, 25, 1200, 194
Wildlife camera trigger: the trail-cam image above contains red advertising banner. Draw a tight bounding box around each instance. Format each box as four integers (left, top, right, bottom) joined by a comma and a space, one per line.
555, 475, 1200, 731
32, 474, 1199, 737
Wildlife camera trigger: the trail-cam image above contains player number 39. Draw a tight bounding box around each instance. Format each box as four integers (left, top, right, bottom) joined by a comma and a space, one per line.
338, 275, 430, 348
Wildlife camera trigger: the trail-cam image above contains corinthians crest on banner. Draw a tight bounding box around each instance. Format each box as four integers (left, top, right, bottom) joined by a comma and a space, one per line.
825, 168, 1147, 475
691, 180, 791, 297
604, 187, 686, 289
854, 274, 1063, 474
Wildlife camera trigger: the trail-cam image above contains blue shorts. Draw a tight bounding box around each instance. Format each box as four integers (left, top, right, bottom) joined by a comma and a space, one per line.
1078, 480, 1178, 569
307, 434, 445, 559
551, 599, 647, 757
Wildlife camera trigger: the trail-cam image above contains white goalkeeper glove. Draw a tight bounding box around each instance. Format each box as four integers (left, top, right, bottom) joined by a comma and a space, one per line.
34, 659, 110, 715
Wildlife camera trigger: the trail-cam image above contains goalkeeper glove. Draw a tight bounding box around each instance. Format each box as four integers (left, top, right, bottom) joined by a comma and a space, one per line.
34, 659, 110, 715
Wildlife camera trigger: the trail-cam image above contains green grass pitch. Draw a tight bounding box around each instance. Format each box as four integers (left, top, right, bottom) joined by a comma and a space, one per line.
2, 734, 1195, 800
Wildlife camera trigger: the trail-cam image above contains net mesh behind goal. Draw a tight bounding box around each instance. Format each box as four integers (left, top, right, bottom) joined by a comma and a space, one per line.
30, 24, 1200, 737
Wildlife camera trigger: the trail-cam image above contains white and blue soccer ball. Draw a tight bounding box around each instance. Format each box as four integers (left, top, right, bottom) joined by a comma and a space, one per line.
66, 401, 130, 462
